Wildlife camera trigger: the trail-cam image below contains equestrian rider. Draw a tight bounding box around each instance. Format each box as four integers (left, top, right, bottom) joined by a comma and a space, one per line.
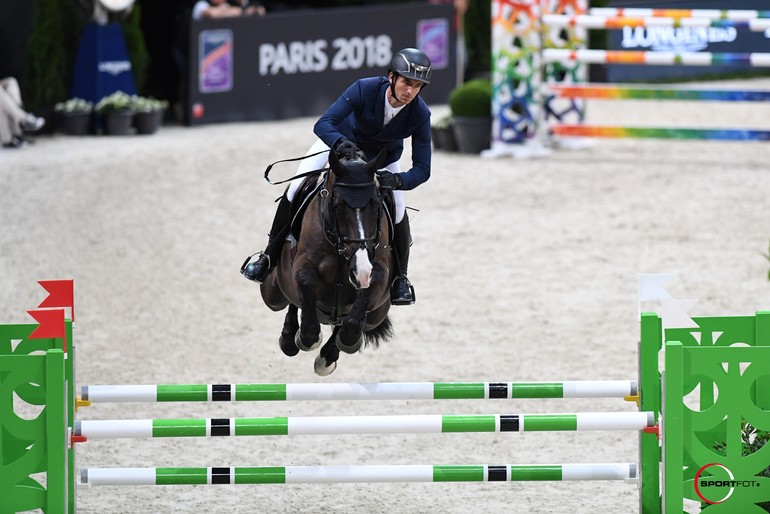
242, 47, 433, 306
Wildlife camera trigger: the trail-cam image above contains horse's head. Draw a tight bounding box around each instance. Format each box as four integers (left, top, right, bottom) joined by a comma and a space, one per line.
326, 147, 388, 289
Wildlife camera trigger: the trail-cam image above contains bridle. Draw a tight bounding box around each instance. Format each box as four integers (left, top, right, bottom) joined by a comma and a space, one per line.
321, 173, 384, 262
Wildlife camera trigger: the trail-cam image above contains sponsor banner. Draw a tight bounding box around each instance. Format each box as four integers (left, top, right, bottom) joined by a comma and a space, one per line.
604, 0, 770, 82
187, 3, 456, 125
70, 23, 136, 104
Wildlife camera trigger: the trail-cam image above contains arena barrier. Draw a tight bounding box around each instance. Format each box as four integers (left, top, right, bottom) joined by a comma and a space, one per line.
491, 3, 770, 152
3, 284, 770, 513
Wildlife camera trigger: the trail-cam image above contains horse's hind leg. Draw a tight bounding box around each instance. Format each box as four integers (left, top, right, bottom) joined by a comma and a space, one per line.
314, 326, 340, 376
279, 305, 300, 357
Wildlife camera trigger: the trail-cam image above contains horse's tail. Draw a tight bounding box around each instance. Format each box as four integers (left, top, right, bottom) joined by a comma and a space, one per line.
363, 315, 393, 348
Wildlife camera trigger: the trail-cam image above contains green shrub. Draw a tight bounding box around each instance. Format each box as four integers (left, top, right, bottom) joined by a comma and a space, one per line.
448, 78, 492, 118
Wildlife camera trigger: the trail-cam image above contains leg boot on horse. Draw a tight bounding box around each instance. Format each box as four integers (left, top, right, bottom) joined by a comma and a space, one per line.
241, 194, 293, 283
390, 215, 416, 305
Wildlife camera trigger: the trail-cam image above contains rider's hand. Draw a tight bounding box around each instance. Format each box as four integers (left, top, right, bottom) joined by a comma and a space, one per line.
377, 171, 402, 190
332, 137, 359, 159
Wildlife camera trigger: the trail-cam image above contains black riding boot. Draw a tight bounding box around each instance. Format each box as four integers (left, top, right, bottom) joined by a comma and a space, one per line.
390, 216, 415, 305
241, 195, 293, 283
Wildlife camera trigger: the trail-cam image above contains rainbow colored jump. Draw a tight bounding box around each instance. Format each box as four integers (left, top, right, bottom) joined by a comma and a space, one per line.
587, 8, 770, 20
543, 14, 770, 31
542, 49, 770, 67
552, 125, 770, 141
550, 84, 770, 102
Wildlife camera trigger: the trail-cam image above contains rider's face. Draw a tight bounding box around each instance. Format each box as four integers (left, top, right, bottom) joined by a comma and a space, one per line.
389, 73, 424, 106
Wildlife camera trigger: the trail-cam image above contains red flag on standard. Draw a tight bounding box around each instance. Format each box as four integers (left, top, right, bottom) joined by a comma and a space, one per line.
27, 308, 67, 351
38, 279, 75, 321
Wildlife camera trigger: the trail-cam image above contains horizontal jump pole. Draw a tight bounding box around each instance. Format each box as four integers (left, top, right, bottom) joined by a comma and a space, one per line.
542, 14, 770, 31
549, 83, 770, 102
552, 125, 770, 141
74, 412, 654, 439
80, 380, 638, 403
587, 8, 770, 21
80, 463, 638, 486
542, 49, 770, 67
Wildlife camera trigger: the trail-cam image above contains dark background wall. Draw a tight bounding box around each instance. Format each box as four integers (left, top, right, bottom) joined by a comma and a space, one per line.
0, 0, 36, 80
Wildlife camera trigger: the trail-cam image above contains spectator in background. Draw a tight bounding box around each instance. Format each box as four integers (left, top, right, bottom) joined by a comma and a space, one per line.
0, 76, 44, 149
192, 0, 266, 19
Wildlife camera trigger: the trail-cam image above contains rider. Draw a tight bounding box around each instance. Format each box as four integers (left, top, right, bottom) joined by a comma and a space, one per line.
242, 47, 433, 306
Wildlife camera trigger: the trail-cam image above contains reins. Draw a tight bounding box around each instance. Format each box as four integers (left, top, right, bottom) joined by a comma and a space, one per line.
263, 150, 330, 185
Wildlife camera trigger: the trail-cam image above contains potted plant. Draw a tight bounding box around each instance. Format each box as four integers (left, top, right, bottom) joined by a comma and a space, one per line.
431, 114, 457, 152
54, 98, 93, 136
131, 96, 168, 135
95, 91, 135, 135
448, 78, 492, 154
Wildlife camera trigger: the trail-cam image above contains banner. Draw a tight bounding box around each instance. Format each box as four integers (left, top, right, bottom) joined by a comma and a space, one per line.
187, 3, 457, 125
603, 0, 770, 82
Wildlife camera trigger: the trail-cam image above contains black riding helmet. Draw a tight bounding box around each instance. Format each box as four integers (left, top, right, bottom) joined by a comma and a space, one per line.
388, 48, 431, 99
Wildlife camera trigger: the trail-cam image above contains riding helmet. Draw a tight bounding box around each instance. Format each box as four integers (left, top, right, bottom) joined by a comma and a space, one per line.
388, 48, 432, 85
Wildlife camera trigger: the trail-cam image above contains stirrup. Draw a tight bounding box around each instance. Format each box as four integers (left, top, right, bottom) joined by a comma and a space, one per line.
240, 252, 271, 283
390, 276, 415, 306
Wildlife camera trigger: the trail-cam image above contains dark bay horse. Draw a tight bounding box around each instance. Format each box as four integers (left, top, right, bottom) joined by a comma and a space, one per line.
260, 147, 395, 375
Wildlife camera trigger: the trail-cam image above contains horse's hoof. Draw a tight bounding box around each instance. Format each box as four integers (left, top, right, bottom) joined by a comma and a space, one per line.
279, 335, 299, 357
295, 328, 323, 351
336, 332, 363, 354
314, 355, 337, 376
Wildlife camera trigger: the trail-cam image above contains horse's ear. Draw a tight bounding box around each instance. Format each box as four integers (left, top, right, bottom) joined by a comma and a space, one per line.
367, 148, 388, 173
328, 146, 343, 177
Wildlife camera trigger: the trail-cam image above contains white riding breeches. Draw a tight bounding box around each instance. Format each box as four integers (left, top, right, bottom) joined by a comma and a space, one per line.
286, 139, 407, 224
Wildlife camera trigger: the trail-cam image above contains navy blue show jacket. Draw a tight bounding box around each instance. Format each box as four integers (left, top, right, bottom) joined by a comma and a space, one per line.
314, 76, 432, 191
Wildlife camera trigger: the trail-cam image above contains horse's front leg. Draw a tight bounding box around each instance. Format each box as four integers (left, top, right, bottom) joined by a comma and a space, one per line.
279, 304, 299, 357
294, 265, 323, 351
314, 326, 341, 376
336, 287, 371, 354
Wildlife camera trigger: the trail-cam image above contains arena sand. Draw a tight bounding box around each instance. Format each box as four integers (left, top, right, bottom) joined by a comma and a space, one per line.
1, 78, 769, 514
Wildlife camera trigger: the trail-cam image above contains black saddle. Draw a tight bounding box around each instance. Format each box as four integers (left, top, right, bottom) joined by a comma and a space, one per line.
289, 172, 325, 241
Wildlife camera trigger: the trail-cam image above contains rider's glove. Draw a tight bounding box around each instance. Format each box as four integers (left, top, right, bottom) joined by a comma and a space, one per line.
377, 171, 402, 190
332, 137, 359, 159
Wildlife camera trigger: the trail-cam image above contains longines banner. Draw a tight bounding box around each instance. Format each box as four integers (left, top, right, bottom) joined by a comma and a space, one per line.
187, 3, 456, 125
604, 0, 770, 82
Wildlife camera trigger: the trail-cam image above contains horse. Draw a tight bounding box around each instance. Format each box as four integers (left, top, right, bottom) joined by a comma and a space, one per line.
259, 146, 395, 376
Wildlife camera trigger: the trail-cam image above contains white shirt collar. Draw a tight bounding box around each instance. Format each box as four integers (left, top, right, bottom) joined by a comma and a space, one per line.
383, 93, 405, 126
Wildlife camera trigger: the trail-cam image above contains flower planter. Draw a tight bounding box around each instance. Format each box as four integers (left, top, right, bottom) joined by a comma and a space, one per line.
61, 112, 91, 136
134, 110, 163, 135
103, 110, 135, 136
431, 124, 457, 152
452, 116, 492, 154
